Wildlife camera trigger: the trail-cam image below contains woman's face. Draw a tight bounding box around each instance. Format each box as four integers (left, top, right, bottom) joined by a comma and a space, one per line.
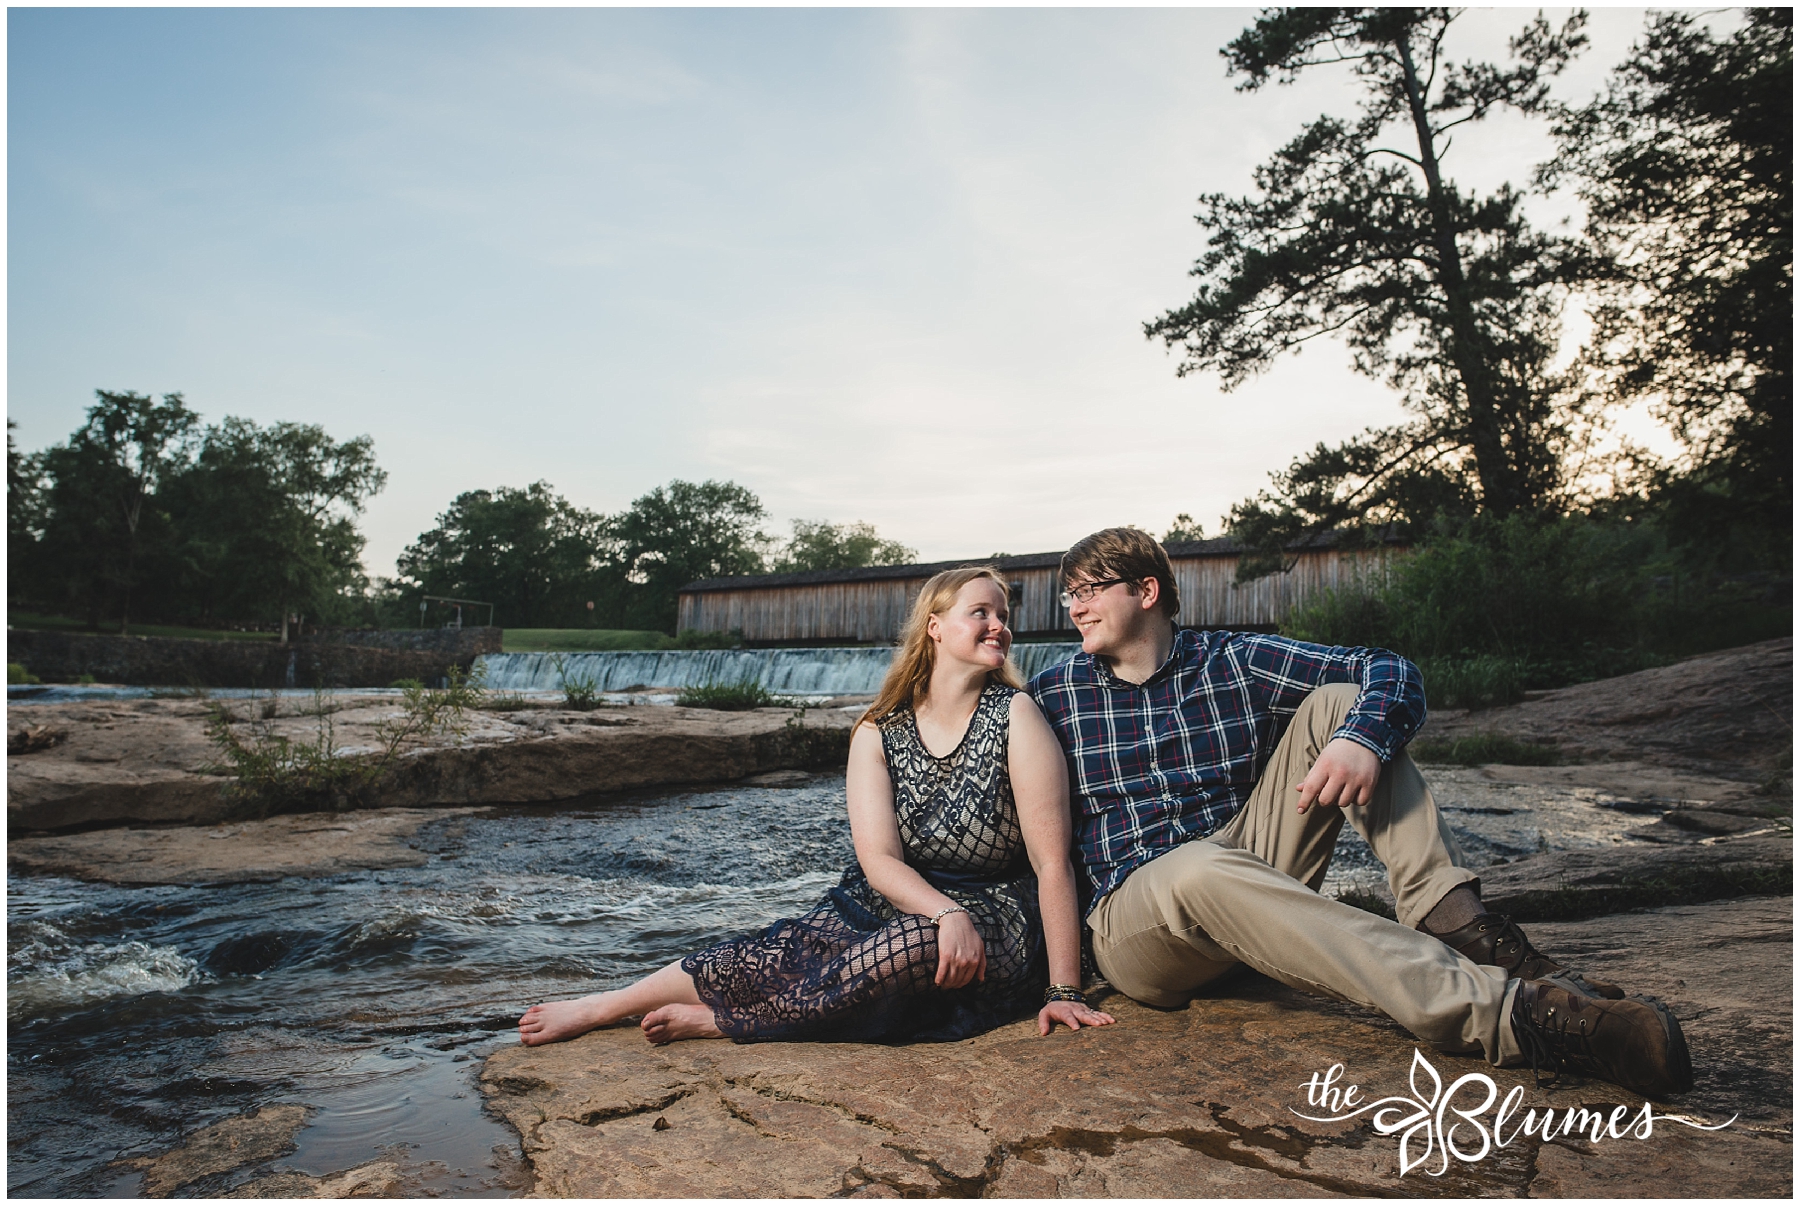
928, 578, 1012, 671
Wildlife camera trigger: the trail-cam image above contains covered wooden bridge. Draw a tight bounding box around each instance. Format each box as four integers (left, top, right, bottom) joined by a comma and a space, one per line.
677, 536, 1404, 645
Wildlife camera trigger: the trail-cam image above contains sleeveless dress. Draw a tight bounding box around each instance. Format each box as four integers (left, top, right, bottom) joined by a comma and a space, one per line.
681, 683, 1045, 1042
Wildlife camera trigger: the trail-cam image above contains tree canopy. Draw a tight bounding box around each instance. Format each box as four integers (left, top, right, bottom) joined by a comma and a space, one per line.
1147, 8, 1592, 574
12, 394, 385, 633
32, 391, 201, 629
1547, 8, 1791, 555
168, 418, 386, 635
1155, 8, 1789, 582
395, 482, 607, 630
611, 480, 772, 632
773, 520, 916, 573
385, 482, 919, 633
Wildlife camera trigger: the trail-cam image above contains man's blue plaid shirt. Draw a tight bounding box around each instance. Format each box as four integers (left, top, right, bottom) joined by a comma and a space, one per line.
1028, 628, 1426, 915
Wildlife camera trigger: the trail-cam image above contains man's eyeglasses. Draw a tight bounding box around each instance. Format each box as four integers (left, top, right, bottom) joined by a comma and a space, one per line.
1059, 578, 1129, 607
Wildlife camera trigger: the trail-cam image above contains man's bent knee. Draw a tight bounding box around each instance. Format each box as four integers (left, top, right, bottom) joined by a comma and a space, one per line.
1294, 682, 1359, 729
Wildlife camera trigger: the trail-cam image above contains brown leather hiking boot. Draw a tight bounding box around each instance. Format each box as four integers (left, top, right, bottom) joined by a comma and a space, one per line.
1510, 979, 1693, 1098
1434, 912, 1625, 999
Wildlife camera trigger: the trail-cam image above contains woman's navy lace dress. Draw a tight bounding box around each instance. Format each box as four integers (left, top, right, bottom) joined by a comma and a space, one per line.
681, 683, 1045, 1042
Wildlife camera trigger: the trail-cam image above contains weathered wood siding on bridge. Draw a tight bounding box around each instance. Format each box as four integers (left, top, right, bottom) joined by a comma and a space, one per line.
679, 541, 1403, 644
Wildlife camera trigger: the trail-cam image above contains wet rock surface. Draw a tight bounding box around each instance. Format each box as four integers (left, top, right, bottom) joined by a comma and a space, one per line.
480, 897, 1788, 1198
120, 1104, 314, 1197
6, 696, 855, 831
6, 808, 479, 885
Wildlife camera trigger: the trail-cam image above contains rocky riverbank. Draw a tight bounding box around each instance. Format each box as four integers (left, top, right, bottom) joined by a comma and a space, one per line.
7, 696, 856, 833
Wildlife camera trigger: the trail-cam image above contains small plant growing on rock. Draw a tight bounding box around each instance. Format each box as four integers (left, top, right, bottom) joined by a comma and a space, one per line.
393, 664, 486, 738
203, 695, 375, 816
205, 668, 487, 817
677, 679, 787, 711
552, 656, 605, 711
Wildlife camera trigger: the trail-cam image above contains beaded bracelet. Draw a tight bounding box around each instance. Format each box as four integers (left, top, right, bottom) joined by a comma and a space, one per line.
929, 905, 968, 926
1043, 983, 1087, 1006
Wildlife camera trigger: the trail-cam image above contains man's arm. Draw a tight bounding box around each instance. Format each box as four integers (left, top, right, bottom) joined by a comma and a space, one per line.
1236, 633, 1427, 811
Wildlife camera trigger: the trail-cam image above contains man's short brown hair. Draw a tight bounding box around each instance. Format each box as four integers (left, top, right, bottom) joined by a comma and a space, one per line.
1061, 527, 1181, 620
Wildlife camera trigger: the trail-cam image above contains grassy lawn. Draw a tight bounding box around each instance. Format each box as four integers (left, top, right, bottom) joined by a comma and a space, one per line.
8, 612, 278, 642
501, 629, 673, 652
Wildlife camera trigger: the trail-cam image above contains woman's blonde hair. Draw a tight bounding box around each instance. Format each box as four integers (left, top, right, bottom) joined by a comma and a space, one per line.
861, 566, 1023, 726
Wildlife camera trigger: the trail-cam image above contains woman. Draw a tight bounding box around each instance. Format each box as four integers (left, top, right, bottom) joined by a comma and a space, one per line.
518, 566, 1114, 1046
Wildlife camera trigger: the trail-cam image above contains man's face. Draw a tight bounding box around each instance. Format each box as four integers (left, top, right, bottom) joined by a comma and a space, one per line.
1064, 573, 1156, 657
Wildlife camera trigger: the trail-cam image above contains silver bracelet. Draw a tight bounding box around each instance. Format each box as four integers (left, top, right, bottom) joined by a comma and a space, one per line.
929, 905, 968, 926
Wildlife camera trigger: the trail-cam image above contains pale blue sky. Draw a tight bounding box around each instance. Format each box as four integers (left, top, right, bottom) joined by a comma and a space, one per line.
9, 7, 1675, 578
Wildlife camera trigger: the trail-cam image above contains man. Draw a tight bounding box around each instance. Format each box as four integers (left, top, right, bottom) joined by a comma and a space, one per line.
1028, 527, 1690, 1096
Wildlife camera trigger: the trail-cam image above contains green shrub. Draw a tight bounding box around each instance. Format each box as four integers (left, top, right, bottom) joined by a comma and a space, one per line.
1409, 733, 1562, 766
676, 679, 784, 710
8, 663, 40, 685
1283, 512, 1781, 694
551, 655, 604, 711
389, 677, 424, 690
204, 669, 486, 817
75, 674, 96, 685
1414, 655, 1530, 710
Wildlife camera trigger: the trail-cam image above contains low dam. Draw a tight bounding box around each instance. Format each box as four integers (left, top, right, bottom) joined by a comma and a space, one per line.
474, 643, 1084, 695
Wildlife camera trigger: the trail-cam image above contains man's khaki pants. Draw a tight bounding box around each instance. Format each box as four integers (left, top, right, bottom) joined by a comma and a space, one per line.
1089, 684, 1521, 1064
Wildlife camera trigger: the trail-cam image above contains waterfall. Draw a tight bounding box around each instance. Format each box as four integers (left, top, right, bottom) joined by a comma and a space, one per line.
475, 643, 1083, 695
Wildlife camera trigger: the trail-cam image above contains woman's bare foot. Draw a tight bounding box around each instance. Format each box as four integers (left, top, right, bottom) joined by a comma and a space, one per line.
641, 1003, 722, 1045
518, 991, 628, 1046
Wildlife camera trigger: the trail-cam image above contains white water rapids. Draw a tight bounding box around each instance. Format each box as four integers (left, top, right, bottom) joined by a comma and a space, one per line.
473, 643, 1084, 695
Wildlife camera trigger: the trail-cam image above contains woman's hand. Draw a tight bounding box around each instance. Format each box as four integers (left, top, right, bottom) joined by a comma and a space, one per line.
1037, 1000, 1117, 1035
933, 911, 987, 989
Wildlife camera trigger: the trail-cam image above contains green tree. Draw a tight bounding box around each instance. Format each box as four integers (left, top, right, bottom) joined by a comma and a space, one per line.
1163, 513, 1206, 544
773, 519, 915, 572
1547, 8, 1791, 559
165, 419, 386, 634
8, 420, 47, 593
1145, 9, 1593, 576
613, 479, 770, 632
396, 482, 608, 629
35, 391, 200, 630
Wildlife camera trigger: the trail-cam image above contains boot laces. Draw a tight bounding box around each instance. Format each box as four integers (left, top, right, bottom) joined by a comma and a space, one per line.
1513, 990, 1598, 1090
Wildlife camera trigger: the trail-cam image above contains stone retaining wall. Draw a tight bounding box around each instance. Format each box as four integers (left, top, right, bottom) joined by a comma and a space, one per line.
6, 629, 483, 689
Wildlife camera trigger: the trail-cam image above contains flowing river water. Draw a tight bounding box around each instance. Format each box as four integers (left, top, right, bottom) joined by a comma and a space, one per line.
8, 778, 859, 1197
7, 761, 1668, 1196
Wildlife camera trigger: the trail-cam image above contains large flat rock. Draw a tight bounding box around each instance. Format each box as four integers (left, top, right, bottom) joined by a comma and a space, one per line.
1421, 638, 1791, 776
6, 697, 854, 831
480, 897, 1789, 1198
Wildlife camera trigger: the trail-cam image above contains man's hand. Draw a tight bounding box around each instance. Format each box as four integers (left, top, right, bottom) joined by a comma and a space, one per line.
1295, 736, 1382, 814
933, 910, 988, 988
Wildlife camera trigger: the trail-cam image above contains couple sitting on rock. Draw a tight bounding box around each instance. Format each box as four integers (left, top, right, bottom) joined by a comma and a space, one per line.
519, 527, 1692, 1098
